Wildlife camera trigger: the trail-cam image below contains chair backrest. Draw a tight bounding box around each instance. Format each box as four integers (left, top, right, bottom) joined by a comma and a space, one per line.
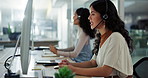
133, 57, 148, 78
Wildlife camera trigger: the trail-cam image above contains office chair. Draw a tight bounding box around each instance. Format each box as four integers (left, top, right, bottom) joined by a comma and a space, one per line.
133, 57, 148, 78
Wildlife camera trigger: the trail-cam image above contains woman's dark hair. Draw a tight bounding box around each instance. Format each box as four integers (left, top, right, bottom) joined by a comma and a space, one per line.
76, 8, 95, 39
91, 0, 133, 55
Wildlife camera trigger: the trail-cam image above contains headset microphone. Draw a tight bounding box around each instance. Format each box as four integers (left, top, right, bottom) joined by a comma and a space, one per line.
91, 19, 104, 29
73, 16, 80, 22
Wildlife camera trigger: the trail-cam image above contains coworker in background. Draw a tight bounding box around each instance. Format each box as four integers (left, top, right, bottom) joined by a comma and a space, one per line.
49, 8, 95, 62
59, 0, 133, 78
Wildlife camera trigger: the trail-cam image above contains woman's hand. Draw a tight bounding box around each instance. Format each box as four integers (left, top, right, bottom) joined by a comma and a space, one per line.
59, 65, 76, 72
49, 45, 57, 54
59, 59, 70, 65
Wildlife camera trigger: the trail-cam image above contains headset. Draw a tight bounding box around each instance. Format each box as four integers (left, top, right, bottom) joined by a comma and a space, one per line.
92, 0, 108, 29
73, 8, 82, 23
78, 15, 81, 20
77, 8, 84, 20
102, 0, 108, 20
73, 15, 80, 22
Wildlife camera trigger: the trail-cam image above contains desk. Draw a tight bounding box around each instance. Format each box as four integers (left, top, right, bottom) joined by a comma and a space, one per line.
0, 48, 16, 78
0, 40, 59, 47
0, 48, 90, 78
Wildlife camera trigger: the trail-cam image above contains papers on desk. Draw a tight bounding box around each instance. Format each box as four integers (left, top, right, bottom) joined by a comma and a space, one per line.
42, 50, 59, 57
42, 53, 58, 57
42, 68, 55, 78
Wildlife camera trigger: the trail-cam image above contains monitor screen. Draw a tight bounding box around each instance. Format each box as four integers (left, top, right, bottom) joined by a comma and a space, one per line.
3, 27, 9, 34
20, 0, 33, 74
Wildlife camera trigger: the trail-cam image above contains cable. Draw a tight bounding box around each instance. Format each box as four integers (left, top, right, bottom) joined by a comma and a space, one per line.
8, 35, 21, 69
4, 35, 21, 78
4, 55, 20, 70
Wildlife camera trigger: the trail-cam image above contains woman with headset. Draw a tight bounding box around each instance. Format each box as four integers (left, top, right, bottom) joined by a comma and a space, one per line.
49, 8, 95, 62
59, 0, 133, 78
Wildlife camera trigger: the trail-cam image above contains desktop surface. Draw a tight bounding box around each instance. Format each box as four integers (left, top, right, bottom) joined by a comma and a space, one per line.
0, 48, 90, 78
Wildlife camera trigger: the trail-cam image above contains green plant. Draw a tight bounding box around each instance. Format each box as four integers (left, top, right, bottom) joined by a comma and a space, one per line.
54, 66, 75, 78
8, 23, 12, 34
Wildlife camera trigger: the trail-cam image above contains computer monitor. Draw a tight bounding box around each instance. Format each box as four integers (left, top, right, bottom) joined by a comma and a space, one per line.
20, 0, 33, 74
3, 27, 9, 34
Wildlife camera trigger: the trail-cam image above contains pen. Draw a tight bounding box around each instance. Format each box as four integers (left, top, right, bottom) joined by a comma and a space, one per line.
32, 68, 41, 70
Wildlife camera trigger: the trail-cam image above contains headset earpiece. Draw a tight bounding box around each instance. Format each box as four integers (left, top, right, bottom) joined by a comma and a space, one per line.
78, 16, 81, 20
102, 14, 108, 20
